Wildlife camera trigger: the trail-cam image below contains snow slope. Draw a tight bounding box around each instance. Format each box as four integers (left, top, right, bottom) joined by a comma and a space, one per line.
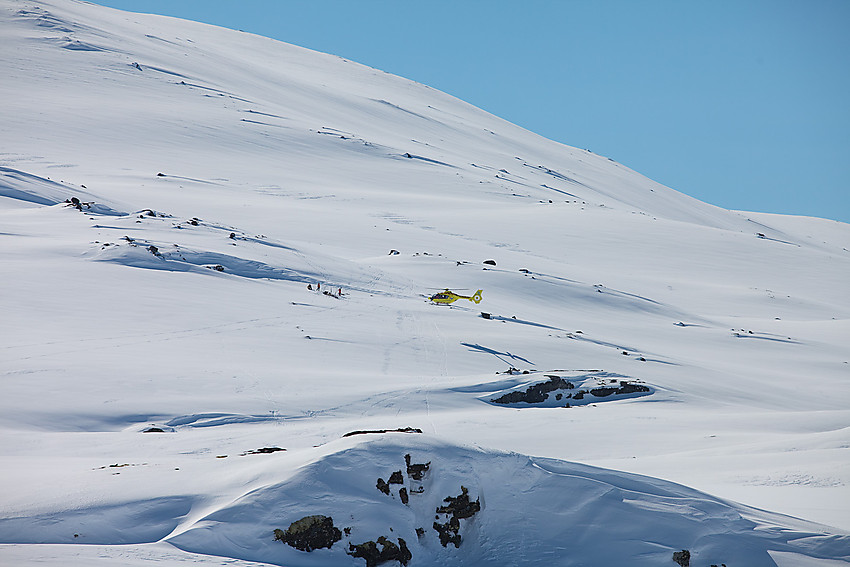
1, 1, 849, 565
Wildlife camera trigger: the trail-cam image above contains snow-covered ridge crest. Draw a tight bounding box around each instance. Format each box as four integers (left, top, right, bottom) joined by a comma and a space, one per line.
2, 0, 775, 230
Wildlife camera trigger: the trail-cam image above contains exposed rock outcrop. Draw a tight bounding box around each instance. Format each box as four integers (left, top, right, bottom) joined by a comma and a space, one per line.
274, 515, 341, 552
348, 536, 411, 567
432, 486, 480, 548
491, 376, 574, 404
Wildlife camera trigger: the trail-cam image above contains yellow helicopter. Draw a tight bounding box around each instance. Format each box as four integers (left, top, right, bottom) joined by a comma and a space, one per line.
429, 289, 483, 305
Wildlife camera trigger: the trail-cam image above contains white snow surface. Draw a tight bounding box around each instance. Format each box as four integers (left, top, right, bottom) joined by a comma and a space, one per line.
1, 1, 849, 565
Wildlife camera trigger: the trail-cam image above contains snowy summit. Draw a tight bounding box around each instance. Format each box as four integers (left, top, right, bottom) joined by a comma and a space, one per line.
1, 1, 849, 566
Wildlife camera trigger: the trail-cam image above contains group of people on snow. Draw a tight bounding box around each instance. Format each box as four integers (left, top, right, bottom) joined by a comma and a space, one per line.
307, 282, 344, 298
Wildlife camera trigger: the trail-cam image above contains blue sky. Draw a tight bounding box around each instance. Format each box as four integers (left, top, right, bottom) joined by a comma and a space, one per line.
92, 1, 850, 223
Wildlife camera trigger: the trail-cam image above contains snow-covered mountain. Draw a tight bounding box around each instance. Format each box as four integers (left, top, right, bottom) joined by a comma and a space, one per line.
1, 1, 849, 565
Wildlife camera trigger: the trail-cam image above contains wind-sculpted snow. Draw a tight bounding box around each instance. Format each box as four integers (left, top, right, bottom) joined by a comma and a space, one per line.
164, 437, 847, 566
97, 241, 322, 284
1, 0, 849, 565
83, 210, 401, 294
0, 496, 193, 545
0, 166, 124, 214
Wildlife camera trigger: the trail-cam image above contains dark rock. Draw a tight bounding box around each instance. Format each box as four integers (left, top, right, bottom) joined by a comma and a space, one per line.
491, 376, 574, 405
388, 470, 404, 484
274, 515, 341, 552
672, 549, 690, 567
618, 381, 650, 394
348, 536, 411, 567
376, 478, 390, 495
229, 232, 236, 239
342, 427, 422, 438
405, 454, 430, 480
147, 245, 160, 256
590, 386, 618, 397
389, 249, 399, 255
156, 172, 165, 177
433, 517, 461, 548
399, 487, 409, 505
483, 259, 496, 266
242, 447, 285, 455
433, 486, 480, 548
208, 264, 225, 272
188, 219, 198, 226
348, 540, 381, 567
437, 486, 480, 520
415, 527, 424, 538
142, 427, 165, 433
480, 312, 491, 319
573, 390, 586, 400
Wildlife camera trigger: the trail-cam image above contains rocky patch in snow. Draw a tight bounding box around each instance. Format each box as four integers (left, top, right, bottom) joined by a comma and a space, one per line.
348, 536, 412, 567
486, 372, 652, 408
432, 486, 481, 548
274, 515, 341, 552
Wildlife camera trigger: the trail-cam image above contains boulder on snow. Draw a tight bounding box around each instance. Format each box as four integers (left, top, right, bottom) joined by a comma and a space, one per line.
273, 515, 341, 552
404, 453, 430, 480
348, 536, 411, 567
672, 549, 690, 567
